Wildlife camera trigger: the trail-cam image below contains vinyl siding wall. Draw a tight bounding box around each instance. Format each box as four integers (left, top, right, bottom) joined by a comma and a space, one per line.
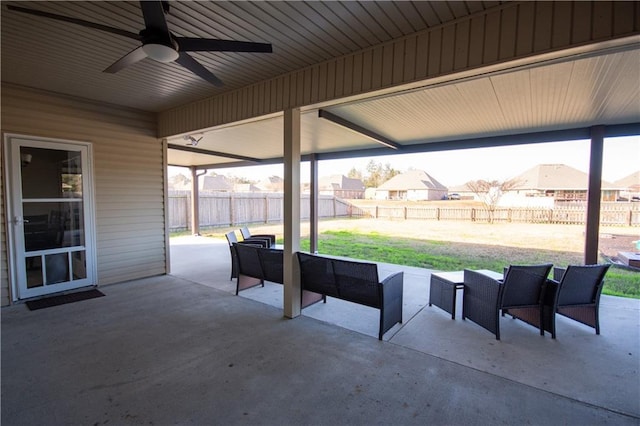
1, 84, 164, 305
158, 1, 640, 137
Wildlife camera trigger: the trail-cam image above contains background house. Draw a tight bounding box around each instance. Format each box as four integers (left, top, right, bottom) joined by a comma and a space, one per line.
318, 175, 365, 199
613, 171, 640, 201
201, 175, 234, 192
500, 164, 618, 207
255, 176, 284, 193
375, 170, 447, 201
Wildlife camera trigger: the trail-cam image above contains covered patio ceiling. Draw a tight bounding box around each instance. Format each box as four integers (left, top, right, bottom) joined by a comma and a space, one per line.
2, 2, 638, 171
166, 40, 640, 169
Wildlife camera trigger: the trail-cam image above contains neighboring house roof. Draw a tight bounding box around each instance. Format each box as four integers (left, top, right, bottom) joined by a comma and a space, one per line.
202, 175, 233, 191
511, 164, 616, 190
319, 175, 365, 191
168, 173, 191, 190
233, 183, 261, 192
256, 176, 284, 192
613, 171, 640, 190
377, 170, 447, 191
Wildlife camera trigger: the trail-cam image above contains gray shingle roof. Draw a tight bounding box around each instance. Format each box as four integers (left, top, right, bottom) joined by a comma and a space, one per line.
202, 175, 233, 191
377, 170, 447, 191
511, 164, 616, 190
613, 171, 640, 190
319, 175, 365, 191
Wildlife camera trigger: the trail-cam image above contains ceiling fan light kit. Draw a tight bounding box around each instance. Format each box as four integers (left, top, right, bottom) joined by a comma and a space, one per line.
7, 1, 272, 87
142, 43, 179, 63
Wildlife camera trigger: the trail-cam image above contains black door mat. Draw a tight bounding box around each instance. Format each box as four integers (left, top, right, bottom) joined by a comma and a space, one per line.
26, 289, 105, 311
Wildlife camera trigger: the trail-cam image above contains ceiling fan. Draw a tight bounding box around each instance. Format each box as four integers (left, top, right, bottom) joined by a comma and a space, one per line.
6, 1, 273, 87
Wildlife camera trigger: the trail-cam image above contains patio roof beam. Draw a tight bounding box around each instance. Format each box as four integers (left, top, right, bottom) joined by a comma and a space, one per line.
193, 123, 640, 171
167, 143, 263, 163
318, 109, 402, 150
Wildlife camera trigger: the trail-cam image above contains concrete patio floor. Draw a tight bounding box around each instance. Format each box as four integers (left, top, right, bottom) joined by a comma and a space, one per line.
2, 235, 639, 425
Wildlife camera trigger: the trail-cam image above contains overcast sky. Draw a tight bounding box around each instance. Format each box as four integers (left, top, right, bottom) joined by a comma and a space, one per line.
170, 135, 639, 186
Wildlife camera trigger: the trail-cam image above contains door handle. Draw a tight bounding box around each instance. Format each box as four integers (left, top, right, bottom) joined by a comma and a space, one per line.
13, 216, 29, 225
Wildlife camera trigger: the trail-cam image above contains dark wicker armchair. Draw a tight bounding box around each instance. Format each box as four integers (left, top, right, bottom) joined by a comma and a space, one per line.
550, 264, 611, 335
225, 231, 269, 280
462, 264, 553, 340
240, 226, 276, 247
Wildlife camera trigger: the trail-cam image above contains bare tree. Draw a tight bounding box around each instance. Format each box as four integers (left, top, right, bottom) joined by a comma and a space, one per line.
363, 160, 401, 188
347, 167, 362, 180
465, 179, 521, 223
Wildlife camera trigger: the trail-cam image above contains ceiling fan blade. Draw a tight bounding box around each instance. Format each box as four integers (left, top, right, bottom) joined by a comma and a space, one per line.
175, 53, 224, 87
176, 37, 273, 53
139, 1, 171, 44
6, 4, 141, 41
103, 46, 148, 74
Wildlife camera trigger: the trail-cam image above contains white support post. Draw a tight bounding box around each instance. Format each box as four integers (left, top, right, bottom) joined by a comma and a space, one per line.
283, 108, 301, 319
584, 126, 604, 265
310, 154, 318, 254
190, 166, 200, 236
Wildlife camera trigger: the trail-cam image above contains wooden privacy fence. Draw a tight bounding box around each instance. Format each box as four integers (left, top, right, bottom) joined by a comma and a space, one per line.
169, 191, 366, 231
170, 193, 639, 230
357, 202, 640, 226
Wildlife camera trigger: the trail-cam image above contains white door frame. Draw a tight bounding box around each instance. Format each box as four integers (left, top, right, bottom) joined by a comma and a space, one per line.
4, 134, 97, 301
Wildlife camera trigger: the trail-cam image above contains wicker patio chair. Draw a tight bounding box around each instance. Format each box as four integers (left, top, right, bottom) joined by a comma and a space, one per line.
239, 226, 276, 247
256, 247, 284, 284
233, 242, 266, 295
462, 264, 553, 340
225, 231, 269, 280
551, 264, 611, 335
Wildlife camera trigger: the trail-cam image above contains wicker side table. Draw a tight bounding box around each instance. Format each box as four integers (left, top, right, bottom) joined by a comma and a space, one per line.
429, 271, 465, 319
429, 270, 503, 319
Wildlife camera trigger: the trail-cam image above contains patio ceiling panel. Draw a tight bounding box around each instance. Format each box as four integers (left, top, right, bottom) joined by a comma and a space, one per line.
167, 110, 385, 167
301, 111, 387, 154
2, 1, 489, 112
167, 149, 245, 169
167, 43, 640, 169
321, 47, 640, 147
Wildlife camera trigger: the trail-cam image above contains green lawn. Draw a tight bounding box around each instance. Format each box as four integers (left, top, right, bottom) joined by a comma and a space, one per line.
298, 230, 640, 299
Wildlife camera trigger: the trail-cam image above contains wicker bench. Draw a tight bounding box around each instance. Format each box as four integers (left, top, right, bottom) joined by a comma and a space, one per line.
233, 243, 324, 307
297, 252, 404, 340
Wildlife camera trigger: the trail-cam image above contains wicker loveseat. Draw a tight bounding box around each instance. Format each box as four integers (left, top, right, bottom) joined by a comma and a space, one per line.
296, 252, 404, 340
233, 243, 324, 306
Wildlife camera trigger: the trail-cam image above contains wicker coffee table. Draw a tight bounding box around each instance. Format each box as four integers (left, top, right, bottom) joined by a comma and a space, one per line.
429, 270, 502, 319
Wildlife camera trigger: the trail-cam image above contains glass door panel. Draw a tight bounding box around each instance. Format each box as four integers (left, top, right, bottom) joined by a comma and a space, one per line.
7, 136, 95, 299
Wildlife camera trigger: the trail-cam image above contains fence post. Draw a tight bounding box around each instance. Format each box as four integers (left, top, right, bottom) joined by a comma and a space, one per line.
436, 207, 440, 221
548, 209, 553, 224
264, 194, 269, 224
230, 193, 235, 226
471, 208, 475, 222
186, 193, 192, 231
375, 206, 379, 219
404, 206, 407, 220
